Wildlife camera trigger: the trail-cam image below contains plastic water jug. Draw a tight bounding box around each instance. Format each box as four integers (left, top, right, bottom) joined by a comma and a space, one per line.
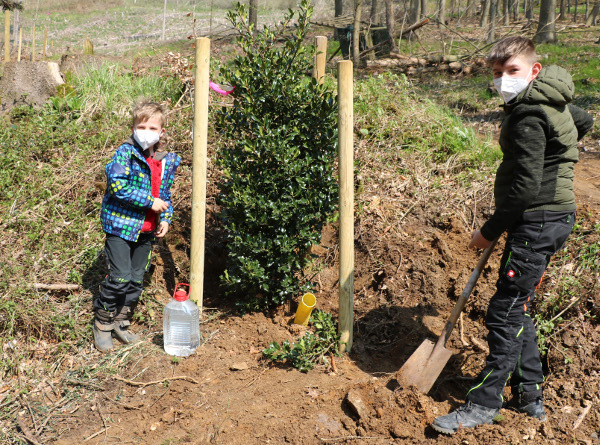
163, 283, 200, 357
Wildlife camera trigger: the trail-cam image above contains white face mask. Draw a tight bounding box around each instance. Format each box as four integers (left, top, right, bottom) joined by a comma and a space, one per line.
493, 68, 532, 103
133, 129, 161, 150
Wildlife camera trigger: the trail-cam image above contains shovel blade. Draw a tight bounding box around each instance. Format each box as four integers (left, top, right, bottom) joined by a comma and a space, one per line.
396, 339, 453, 394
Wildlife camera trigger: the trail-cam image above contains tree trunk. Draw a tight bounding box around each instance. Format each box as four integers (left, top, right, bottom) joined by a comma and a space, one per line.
384, 0, 397, 50
574, 0, 579, 21
481, 0, 491, 26
526, 0, 534, 18
335, 0, 344, 39
438, 0, 447, 27
410, 0, 421, 22
12, 9, 18, 44
422, 0, 428, 17
585, 0, 589, 19
585, 3, 599, 24
249, 0, 258, 30
559, 0, 566, 18
353, 0, 364, 66
488, 0, 498, 42
503, 0, 510, 23
535, 0, 557, 43
371, 0, 380, 23
162, 0, 167, 41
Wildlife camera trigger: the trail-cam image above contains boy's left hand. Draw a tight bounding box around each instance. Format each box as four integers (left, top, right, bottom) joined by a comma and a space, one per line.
155, 221, 169, 238
468, 230, 492, 249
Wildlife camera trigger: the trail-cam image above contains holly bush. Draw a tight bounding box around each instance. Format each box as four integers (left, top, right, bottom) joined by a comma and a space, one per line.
216, 0, 338, 311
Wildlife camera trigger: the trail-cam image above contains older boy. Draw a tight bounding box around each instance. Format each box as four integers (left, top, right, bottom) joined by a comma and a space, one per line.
93, 101, 181, 352
431, 36, 594, 434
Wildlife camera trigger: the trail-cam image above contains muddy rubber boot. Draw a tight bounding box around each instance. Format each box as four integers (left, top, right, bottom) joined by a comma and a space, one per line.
431, 400, 499, 435
112, 305, 140, 344
93, 309, 115, 352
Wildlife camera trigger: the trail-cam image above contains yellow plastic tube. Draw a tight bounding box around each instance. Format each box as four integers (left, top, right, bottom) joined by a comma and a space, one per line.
294, 293, 317, 326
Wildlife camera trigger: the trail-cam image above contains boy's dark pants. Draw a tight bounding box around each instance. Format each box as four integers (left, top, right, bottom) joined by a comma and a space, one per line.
466, 210, 575, 409
94, 234, 154, 314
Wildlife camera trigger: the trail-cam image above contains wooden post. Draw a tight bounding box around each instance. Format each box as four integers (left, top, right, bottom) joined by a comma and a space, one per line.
190, 37, 210, 316
338, 60, 354, 353
312, 36, 327, 84
17, 27, 21, 61
4, 10, 10, 62
32, 25, 35, 62
43, 27, 47, 59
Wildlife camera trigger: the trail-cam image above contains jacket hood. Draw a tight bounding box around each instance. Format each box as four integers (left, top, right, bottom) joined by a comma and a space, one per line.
506, 65, 574, 111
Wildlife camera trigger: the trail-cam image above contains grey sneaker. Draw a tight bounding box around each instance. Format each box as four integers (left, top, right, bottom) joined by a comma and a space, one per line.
431, 401, 499, 435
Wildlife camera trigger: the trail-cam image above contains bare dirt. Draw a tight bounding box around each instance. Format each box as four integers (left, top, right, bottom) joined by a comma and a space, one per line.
42, 145, 600, 445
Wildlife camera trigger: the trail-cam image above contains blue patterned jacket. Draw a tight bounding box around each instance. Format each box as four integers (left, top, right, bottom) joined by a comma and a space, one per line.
100, 137, 181, 242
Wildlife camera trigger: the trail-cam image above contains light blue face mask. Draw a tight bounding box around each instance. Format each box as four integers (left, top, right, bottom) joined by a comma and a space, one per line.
493, 68, 532, 103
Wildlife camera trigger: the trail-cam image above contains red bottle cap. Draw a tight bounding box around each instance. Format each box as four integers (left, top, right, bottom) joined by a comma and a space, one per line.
174, 289, 188, 302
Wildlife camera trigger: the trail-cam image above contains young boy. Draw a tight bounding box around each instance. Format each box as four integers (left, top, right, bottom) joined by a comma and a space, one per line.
93, 101, 181, 352
431, 36, 594, 434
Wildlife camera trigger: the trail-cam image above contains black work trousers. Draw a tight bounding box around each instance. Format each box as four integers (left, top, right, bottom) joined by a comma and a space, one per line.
94, 234, 154, 313
466, 210, 575, 409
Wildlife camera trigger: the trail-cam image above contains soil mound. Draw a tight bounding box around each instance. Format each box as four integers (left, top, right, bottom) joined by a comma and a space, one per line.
0, 61, 64, 113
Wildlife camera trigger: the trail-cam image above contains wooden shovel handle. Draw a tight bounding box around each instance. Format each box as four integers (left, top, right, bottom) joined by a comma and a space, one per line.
436, 239, 498, 349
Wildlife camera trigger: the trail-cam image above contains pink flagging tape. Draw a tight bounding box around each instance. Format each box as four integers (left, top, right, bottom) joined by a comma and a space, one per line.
209, 80, 235, 96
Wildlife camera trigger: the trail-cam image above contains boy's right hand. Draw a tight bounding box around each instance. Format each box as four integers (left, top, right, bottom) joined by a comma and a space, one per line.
151, 198, 168, 213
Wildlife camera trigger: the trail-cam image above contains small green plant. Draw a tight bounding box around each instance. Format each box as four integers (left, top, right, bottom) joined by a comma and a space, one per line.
216, 0, 338, 311
262, 310, 341, 372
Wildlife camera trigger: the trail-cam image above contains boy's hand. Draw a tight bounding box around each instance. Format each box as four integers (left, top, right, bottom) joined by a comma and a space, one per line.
155, 221, 169, 238
151, 198, 168, 213
469, 230, 492, 249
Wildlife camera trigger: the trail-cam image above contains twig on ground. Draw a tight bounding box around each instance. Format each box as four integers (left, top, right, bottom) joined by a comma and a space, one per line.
16, 414, 43, 445
33, 283, 81, 291
113, 375, 199, 387
19, 395, 39, 434
469, 335, 489, 353
149, 387, 171, 409
95, 397, 108, 437
35, 396, 69, 436
573, 400, 593, 430
83, 427, 111, 442
320, 436, 386, 442
240, 367, 268, 389
63, 378, 104, 391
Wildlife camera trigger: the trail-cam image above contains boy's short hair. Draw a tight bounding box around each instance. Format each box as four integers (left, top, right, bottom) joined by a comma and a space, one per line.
132, 101, 167, 128
487, 36, 538, 67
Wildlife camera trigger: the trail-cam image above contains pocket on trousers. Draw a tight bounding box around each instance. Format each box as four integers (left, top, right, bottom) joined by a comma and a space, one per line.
497, 246, 547, 295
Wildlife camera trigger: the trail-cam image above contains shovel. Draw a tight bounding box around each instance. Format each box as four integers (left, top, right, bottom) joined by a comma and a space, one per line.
397, 239, 498, 393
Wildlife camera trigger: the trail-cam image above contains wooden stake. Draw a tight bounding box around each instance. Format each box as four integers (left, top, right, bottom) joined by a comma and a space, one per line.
17, 27, 22, 61
4, 10, 10, 62
190, 37, 210, 316
32, 25, 35, 62
312, 36, 327, 84
338, 60, 354, 353
43, 27, 47, 60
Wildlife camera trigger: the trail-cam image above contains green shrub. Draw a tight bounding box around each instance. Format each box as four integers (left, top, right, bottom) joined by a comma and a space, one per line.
215, 0, 338, 311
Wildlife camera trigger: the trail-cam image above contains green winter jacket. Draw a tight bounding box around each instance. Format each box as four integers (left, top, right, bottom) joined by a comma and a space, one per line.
480, 65, 594, 241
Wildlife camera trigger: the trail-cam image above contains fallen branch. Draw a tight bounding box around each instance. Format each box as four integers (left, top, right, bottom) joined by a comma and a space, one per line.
113, 375, 199, 387
33, 283, 80, 291
573, 400, 593, 430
